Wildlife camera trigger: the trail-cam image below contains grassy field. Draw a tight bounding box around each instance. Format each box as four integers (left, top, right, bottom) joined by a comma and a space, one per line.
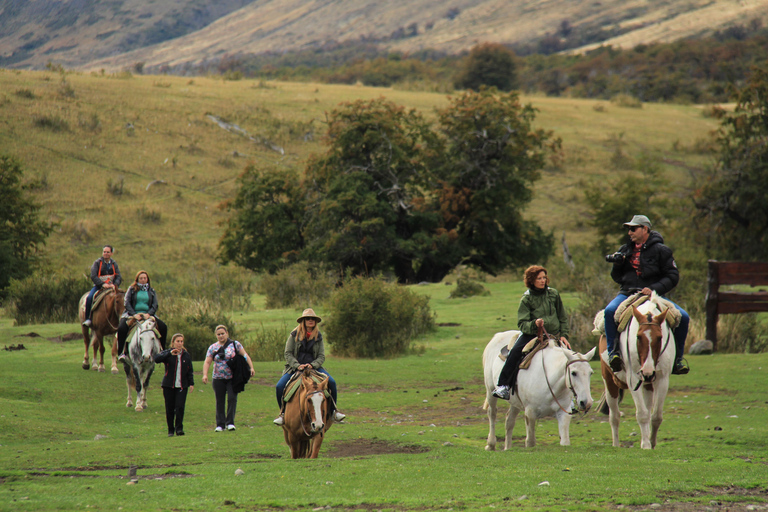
0, 69, 720, 282
1, 282, 767, 511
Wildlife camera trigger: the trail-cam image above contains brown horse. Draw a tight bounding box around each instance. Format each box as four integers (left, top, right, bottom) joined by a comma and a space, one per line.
282, 368, 334, 459
78, 288, 125, 373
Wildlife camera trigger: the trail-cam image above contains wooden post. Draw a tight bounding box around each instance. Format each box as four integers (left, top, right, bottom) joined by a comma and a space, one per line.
705, 260, 720, 352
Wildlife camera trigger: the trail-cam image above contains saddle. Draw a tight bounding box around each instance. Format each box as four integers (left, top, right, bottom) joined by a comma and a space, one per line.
90, 287, 114, 311
591, 293, 682, 336
282, 370, 331, 404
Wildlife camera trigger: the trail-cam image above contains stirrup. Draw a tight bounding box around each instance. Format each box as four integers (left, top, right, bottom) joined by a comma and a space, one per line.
672, 359, 690, 375
609, 352, 623, 372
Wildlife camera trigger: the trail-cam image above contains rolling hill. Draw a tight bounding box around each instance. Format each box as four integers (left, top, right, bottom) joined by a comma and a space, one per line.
1, 0, 767, 72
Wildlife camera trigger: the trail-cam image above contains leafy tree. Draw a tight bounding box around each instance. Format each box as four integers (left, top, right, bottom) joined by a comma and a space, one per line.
454, 43, 518, 92
694, 66, 768, 260
0, 155, 53, 296
218, 165, 305, 273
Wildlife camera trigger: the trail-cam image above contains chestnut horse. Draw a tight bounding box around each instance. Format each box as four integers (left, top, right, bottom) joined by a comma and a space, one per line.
599, 295, 674, 449
78, 288, 124, 373
282, 368, 334, 459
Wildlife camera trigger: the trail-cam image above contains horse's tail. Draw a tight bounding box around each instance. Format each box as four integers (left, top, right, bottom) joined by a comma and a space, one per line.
482, 398, 489, 411
597, 389, 624, 415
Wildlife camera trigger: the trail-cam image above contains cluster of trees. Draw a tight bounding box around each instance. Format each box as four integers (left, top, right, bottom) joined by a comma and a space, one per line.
219, 88, 557, 283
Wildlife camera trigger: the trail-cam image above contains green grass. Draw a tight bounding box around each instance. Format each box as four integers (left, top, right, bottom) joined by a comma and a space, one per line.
1, 284, 766, 511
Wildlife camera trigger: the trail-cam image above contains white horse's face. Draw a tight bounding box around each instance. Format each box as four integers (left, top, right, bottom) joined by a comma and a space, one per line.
137, 319, 159, 362
566, 347, 596, 412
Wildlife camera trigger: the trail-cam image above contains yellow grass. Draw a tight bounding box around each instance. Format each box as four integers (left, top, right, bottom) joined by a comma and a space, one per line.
0, 69, 721, 280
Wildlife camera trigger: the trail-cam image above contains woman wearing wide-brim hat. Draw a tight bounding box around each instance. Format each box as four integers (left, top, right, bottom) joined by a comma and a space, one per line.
273, 308, 345, 426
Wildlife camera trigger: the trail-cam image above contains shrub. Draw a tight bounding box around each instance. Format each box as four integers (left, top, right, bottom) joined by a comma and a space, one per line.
159, 263, 254, 311
324, 276, 435, 358
137, 206, 161, 223
14, 89, 36, 99
32, 114, 69, 131
164, 299, 238, 361
715, 314, 768, 354
8, 273, 91, 325
610, 93, 642, 109
448, 274, 490, 298
257, 261, 336, 309
242, 323, 289, 362
106, 177, 126, 196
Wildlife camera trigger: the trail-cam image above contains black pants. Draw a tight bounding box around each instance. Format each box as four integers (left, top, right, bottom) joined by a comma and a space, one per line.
496, 333, 537, 392
117, 317, 167, 355
212, 378, 237, 428
162, 387, 188, 434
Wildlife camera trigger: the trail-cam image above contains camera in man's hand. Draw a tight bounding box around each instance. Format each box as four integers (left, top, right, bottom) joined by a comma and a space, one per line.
605, 252, 624, 263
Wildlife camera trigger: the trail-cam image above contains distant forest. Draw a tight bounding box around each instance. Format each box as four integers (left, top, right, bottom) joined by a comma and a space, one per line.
170, 19, 768, 104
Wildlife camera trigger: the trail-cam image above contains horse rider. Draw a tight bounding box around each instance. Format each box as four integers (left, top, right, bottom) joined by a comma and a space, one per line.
82, 245, 122, 327
116, 270, 169, 362
273, 308, 346, 426
604, 214, 690, 375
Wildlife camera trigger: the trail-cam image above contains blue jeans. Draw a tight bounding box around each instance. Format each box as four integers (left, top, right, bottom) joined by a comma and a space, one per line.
605, 293, 690, 362
276, 368, 338, 411
84, 286, 100, 319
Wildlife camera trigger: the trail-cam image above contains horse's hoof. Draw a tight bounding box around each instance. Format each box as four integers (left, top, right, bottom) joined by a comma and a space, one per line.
135, 405, 143, 412
91, 364, 99, 371
111, 367, 118, 375
98, 366, 105, 373
485, 445, 495, 451
126, 402, 132, 408
82, 364, 89, 370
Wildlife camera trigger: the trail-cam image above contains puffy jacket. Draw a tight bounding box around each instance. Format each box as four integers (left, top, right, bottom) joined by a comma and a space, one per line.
517, 286, 569, 340
610, 230, 679, 295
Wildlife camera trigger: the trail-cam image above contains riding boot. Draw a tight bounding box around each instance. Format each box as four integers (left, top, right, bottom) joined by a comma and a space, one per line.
273, 403, 285, 426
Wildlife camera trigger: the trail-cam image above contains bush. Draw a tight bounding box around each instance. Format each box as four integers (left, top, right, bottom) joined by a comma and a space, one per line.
32, 114, 69, 131
242, 323, 289, 362
324, 276, 435, 358
448, 274, 490, 298
610, 93, 643, 109
159, 264, 254, 312
257, 261, 336, 309
8, 273, 91, 325
164, 299, 238, 361
715, 314, 768, 354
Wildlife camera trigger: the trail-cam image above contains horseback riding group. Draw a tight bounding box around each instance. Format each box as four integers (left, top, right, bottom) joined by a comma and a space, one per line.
78, 213, 687, 455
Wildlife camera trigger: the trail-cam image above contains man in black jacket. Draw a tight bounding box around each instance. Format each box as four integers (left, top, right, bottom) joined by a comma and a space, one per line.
154, 334, 194, 436
604, 215, 690, 375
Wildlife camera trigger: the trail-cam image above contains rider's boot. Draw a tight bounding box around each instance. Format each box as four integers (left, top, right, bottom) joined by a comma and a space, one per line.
83, 318, 92, 327
273, 404, 286, 426
333, 411, 346, 422
608, 348, 623, 373
672, 358, 690, 375
492, 385, 510, 400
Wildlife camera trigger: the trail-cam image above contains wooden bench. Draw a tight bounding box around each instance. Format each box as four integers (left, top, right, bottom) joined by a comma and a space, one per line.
705, 260, 768, 351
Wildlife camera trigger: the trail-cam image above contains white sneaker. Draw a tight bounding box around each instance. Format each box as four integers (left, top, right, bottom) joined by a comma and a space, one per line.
492, 385, 510, 400
333, 411, 346, 422
214, 426, 223, 432
117, 354, 127, 363
227, 424, 236, 431
82, 319, 92, 327
273, 415, 284, 426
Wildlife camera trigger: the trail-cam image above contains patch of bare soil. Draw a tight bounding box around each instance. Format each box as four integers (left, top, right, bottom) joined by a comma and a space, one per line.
324, 439, 429, 458
48, 333, 82, 342
622, 486, 768, 511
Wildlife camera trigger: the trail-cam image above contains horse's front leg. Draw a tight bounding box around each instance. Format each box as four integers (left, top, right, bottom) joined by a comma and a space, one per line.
309, 433, 324, 458
485, 395, 498, 451
97, 336, 106, 372
634, 389, 653, 449
110, 334, 119, 375
524, 407, 537, 448
504, 405, 520, 451
556, 410, 572, 446
650, 381, 670, 449
90, 334, 101, 371
81, 326, 91, 370
124, 369, 134, 409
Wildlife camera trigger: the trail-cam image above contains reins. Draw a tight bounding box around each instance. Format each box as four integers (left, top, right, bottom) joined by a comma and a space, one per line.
299, 387, 327, 438
624, 316, 673, 392
537, 330, 590, 416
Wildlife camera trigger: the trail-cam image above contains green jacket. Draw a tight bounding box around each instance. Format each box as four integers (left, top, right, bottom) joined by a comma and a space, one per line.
283, 328, 326, 375
517, 286, 569, 340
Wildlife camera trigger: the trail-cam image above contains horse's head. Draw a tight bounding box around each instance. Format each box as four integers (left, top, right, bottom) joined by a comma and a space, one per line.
564, 347, 596, 412
136, 318, 160, 363
631, 305, 669, 382
300, 368, 328, 433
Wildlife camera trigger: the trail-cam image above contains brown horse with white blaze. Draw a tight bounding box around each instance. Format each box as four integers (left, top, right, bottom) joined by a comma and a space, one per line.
78, 288, 124, 373
282, 368, 334, 459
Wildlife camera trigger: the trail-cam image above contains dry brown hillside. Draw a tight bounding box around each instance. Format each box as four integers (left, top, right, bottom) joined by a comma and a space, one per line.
2, 0, 767, 72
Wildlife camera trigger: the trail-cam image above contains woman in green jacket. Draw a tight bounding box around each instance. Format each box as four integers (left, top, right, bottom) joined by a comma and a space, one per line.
273, 308, 346, 426
492, 265, 571, 400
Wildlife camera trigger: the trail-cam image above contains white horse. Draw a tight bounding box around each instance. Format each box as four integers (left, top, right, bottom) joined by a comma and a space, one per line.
120, 318, 161, 411
598, 295, 674, 449
482, 330, 597, 449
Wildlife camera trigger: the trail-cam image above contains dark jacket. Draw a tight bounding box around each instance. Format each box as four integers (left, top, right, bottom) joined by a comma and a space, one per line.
123, 285, 159, 317
90, 258, 122, 288
154, 349, 194, 389
228, 351, 252, 394
283, 328, 325, 375
611, 230, 679, 296
518, 286, 569, 339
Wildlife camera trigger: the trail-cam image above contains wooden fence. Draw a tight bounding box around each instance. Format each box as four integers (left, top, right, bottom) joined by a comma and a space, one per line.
705, 260, 768, 351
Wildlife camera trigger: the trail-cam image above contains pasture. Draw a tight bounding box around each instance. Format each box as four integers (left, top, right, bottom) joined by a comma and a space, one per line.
1, 282, 767, 511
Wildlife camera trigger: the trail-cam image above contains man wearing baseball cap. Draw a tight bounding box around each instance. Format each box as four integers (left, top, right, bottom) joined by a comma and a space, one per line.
603, 215, 690, 375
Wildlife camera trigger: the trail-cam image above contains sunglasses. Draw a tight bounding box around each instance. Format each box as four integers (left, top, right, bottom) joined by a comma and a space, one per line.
627, 225, 643, 232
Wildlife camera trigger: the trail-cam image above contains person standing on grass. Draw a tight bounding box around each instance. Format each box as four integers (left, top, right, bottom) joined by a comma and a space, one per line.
273, 308, 346, 426
82, 245, 122, 327
492, 265, 571, 400
201, 325, 255, 432
154, 333, 194, 437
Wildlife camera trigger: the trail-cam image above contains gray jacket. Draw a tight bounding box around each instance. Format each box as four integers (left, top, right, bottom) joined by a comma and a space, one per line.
90, 257, 122, 288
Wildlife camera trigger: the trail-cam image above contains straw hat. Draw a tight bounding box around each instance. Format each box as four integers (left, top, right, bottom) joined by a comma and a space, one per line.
297, 308, 322, 324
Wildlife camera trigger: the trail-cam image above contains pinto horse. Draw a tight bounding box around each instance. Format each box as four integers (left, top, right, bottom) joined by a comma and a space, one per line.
282, 368, 334, 459
599, 295, 674, 449
482, 331, 596, 449
78, 288, 124, 372
120, 318, 161, 411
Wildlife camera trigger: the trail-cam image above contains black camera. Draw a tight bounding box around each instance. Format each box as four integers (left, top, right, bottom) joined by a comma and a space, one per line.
605, 252, 624, 263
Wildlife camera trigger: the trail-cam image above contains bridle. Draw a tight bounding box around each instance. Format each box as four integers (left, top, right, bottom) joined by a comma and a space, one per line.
537, 331, 592, 416
625, 317, 673, 391
299, 388, 327, 437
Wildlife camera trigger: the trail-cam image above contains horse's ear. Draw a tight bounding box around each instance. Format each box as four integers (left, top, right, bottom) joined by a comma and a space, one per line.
654, 309, 668, 325
632, 306, 645, 323
584, 346, 597, 361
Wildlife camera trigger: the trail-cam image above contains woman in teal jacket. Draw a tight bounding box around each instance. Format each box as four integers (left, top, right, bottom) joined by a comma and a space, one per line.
492, 265, 571, 400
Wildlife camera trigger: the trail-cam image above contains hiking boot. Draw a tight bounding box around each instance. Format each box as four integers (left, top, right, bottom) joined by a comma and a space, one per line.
333, 411, 346, 422
672, 360, 690, 375
82, 319, 92, 327
609, 352, 623, 373
273, 415, 284, 426
492, 385, 510, 400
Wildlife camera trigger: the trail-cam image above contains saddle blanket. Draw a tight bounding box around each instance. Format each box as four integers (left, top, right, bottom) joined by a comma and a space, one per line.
282, 370, 331, 403
592, 293, 682, 336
